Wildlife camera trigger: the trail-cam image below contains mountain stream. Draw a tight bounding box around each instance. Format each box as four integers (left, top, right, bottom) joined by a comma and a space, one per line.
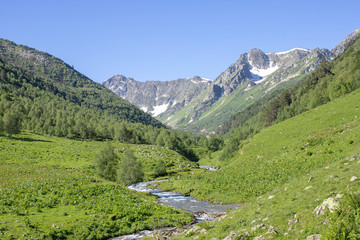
111, 166, 238, 239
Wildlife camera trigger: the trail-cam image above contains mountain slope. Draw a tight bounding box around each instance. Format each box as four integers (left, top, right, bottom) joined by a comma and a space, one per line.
103, 75, 211, 121
0, 38, 164, 128
103, 27, 360, 135
167, 47, 333, 133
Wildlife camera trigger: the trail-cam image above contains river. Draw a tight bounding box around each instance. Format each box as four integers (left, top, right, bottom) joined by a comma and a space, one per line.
111, 166, 237, 239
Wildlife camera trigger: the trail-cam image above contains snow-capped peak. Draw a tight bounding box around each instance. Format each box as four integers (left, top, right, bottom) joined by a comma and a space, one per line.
275, 48, 311, 55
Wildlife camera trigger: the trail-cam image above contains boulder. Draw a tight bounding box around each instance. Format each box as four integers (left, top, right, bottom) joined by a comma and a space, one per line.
251, 224, 265, 232
314, 198, 339, 216
306, 234, 321, 240
223, 231, 239, 240
253, 236, 265, 240
350, 176, 358, 182
288, 219, 299, 230
267, 226, 278, 234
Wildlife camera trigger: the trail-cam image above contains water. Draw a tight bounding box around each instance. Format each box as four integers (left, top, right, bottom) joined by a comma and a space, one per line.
112, 167, 238, 239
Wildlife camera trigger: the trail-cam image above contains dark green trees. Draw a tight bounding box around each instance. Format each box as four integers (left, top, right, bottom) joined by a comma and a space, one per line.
94, 144, 118, 181
117, 151, 144, 185
2, 112, 21, 136
154, 159, 167, 177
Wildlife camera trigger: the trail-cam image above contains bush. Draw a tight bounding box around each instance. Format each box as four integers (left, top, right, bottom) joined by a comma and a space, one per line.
94, 144, 118, 181
154, 160, 167, 177
117, 151, 144, 185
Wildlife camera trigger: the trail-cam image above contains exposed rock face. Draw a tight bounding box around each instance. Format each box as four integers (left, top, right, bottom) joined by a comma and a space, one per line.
103, 75, 211, 118
332, 27, 360, 56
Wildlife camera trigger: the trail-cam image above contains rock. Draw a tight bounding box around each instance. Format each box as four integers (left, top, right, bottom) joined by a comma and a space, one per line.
350, 176, 358, 182
253, 235, 265, 240
336, 194, 344, 198
185, 226, 206, 236
223, 231, 239, 240
314, 198, 339, 216
251, 224, 265, 232
306, 234, 321, 240
240, 232, 250, 238
267, 226, 278, 234
288, 219, 299, 229
344, 162, 349, 165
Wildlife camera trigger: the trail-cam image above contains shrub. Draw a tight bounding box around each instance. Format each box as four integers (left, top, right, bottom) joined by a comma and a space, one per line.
154, 160, 167, 177
117, 151, 144, 185
94, 144, 118, 181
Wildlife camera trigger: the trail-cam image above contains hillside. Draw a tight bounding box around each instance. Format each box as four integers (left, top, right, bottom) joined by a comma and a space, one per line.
0, 38, 164, 131
168, 89, 360, 239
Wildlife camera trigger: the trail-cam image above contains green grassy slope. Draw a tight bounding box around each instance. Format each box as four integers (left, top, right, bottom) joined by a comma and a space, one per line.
164, 88, 360, 240
160, 88, 360, 203
0, 133, 195, 239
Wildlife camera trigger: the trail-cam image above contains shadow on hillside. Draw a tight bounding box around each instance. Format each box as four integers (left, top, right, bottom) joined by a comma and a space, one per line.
8, 136, 52, 143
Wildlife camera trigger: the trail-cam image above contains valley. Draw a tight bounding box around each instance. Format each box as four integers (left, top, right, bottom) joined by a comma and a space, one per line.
0, 25, 360, 240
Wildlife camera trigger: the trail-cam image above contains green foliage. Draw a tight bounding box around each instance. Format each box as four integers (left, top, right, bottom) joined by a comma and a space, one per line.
94, 144, 118, 181
2, 112, 21, 135
325, 193, 360, 239
117, 151, 144, 185
154, 159, 167, 177
207, 135, 224, 152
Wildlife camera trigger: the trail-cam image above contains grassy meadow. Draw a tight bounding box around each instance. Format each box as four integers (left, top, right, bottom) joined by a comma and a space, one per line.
0, 134, 195, 239
160, 89, 360, 239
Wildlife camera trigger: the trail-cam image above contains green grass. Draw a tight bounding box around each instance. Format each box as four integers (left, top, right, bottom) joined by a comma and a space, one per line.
0, 134, 194, 239
160, 88, 360, 203
165, 82, 360, 240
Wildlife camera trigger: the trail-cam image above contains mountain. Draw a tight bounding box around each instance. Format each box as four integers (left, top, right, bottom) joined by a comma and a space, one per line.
103, 75, 211, 119
0, 38, 166, 141
104, 27, 359, 134
164, 47, 333, 133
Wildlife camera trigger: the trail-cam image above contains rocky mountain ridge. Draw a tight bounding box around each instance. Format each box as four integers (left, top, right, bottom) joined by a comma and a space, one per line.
104, 27, 360, 133
103, 75, 211, 118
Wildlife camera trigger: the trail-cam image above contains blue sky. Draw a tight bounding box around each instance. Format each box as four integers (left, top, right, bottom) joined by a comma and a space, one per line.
1, 0, 359, 82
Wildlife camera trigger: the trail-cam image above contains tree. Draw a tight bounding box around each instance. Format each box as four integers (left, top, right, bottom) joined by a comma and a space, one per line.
207, 135, 224, 152
94, 144, 118, 181
154, 159, 167, 177
3, 112, 21, 135
117, 151, 144, 185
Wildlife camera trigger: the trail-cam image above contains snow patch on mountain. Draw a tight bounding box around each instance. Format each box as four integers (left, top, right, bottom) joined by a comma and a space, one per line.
249, 60, 279, 83
141, 106, 148, 112
275, 48, 310, 55
151, 103, 169, 116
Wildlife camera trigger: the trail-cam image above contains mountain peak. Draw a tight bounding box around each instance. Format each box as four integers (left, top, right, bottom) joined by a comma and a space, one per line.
248, 48, 269, 69
332, 27, 360, 56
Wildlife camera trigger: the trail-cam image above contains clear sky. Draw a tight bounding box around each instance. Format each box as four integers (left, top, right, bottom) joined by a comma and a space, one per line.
1, 0, 359, 82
